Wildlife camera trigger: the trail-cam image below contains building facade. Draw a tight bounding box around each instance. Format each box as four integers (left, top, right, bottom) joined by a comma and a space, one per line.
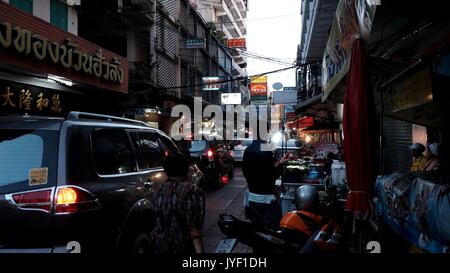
295, 0, 339, 125
76, 0, 239, 133
194, 0, 250, 106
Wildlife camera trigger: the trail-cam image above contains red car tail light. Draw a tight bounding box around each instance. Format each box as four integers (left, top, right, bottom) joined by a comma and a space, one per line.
207, 149, 214, 158
55, 186, 100, 214
221, 175, 229, 184
11, 188, 53, 213
8, 186, 99, 214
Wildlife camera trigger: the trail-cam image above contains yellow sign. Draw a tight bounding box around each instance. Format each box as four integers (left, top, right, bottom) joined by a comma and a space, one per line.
391, 66, 433, 112
250, 75, 267, 84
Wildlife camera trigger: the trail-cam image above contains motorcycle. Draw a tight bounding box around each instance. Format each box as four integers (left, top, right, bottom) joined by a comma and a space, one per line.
216, 189, 347, 253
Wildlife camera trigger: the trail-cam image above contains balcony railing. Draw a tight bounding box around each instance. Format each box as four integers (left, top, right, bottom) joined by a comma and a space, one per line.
298, 84, 321, 103
122, 0, 154, 11
120, 0, 155, 25
297, 62, 322, 107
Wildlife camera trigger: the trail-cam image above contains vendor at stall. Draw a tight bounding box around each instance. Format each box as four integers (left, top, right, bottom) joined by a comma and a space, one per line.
424, 143, 441, 172
410, 143, 429, 172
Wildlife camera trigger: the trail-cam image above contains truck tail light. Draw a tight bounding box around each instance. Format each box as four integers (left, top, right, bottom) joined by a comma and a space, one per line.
11, 189, 53, 213
55, 186, 100, 214
8, 186, 100, 214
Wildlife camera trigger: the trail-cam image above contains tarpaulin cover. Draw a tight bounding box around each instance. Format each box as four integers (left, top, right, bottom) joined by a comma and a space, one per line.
375, 172, 450, 253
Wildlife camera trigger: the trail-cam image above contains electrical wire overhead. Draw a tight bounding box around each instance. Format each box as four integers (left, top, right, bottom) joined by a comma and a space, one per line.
131, 61, 317, 96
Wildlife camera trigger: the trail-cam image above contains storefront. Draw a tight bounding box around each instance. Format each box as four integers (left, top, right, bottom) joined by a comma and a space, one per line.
317, 0, 450, 253
0, 2, 129, 117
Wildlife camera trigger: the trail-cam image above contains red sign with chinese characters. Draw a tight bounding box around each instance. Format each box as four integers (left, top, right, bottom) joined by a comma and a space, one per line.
0, 2, 129, 93
227, 38, 246, 49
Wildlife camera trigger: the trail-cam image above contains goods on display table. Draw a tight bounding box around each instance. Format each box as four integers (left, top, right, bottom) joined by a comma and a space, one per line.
279, 158, 327, 215
278, 140, 348, 216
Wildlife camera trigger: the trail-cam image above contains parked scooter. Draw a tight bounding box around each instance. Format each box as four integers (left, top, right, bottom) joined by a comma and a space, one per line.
216, 185, 346, 253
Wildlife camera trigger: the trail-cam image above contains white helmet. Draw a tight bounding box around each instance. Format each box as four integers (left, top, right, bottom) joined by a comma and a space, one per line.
428, 143, 440, 156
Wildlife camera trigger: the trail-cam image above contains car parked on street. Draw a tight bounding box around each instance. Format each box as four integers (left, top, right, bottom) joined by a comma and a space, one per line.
232, 139, 253, 164
274, 139, 305, 160
0, 112, 203, 254
189, 139, 234, 189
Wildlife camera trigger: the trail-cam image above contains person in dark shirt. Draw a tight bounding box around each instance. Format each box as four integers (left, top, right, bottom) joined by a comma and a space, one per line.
149, 154, 205, 253
242, 137, 289, 230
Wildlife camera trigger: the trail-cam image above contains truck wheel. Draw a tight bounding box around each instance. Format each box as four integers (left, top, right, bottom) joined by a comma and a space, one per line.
130, 232, 151, 254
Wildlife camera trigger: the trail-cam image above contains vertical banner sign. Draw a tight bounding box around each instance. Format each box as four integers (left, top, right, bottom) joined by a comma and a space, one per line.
250, 75, 268, 103
321, 0, 376, 102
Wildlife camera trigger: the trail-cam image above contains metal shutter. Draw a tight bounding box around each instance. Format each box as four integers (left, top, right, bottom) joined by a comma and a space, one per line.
382, 117, 412, 173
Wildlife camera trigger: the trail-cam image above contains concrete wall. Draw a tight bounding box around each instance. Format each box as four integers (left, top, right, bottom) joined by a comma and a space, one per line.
33, 0, 51, 22
68, 4, 78, 35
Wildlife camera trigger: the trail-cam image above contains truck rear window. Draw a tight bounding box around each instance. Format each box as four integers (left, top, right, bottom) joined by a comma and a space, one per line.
0, 130, 58, 194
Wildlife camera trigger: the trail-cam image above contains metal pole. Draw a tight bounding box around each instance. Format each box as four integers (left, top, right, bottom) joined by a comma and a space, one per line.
282, 105, 286, 157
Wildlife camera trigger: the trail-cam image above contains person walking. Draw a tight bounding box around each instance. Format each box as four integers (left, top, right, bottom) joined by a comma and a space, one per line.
149, 154, 205, 253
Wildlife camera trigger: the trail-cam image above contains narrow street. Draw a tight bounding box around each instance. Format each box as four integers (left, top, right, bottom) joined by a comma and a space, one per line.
203, 167, 252, 253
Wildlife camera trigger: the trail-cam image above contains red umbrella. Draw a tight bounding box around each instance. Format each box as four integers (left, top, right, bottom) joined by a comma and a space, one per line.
343, 38, 376, 219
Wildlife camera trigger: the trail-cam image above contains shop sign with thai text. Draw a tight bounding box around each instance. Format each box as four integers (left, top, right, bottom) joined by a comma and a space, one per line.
321, 0, 376, 102
0, 2, 129, 93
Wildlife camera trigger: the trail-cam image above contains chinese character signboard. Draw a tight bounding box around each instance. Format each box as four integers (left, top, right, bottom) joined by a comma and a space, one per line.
1, 80, 68, 116
202, 77, 225, 91
185, 38, 206, 49
0, 2, 129, 93
321, 0, 376, 101
227, 38, 246, 49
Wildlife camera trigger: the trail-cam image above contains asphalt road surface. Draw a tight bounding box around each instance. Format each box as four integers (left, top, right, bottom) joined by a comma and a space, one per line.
203, 167, 252, 253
